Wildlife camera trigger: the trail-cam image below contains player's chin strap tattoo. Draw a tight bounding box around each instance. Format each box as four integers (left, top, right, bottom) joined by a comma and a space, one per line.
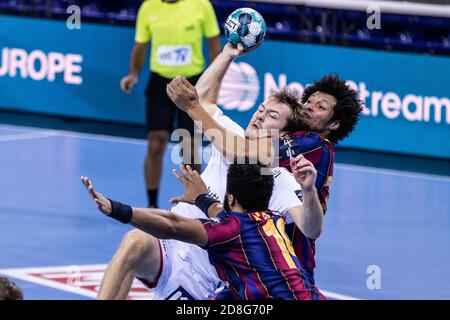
194, 194, 219, 217
107, 199, 133, 224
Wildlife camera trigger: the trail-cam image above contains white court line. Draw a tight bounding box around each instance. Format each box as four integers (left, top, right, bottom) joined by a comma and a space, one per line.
0, 123, 146, 145
48, 131, 450, 182
320, 289, 360, 300
0, 264, 106, 273
0, 123, 42, 133
57, 131, 147, 146
0, 131, 59, 142
1, 124, 448, 180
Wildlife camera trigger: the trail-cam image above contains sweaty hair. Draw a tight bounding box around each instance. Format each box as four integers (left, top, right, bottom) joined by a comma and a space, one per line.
226, 163, 274, 213
301, 74, 362, 144
270, 89, 303, 133
0, 277, 23, 300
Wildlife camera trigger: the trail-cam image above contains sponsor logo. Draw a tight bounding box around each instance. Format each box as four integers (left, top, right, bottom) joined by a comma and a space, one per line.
0, 47, 83, 85
166, 286, 195, 300
219, 61, 449, 125
218, 61, 260, 112
266, 73, 450, 125
156, 45, 192, 67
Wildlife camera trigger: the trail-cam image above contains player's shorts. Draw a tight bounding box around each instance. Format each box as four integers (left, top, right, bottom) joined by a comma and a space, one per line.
137, 238, 223, 300
145, 72, 201, 134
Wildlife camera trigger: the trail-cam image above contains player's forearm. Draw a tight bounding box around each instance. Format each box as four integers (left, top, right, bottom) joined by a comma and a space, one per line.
292, 188, 323, 240
188, 104, 273, 165
130, 207, 208, 246
196, 51, 234, 104
130, 207, 179, 239
129, 43, 147, 77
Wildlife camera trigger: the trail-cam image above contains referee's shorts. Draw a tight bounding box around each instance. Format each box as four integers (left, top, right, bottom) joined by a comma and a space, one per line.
145, 72, 202, 135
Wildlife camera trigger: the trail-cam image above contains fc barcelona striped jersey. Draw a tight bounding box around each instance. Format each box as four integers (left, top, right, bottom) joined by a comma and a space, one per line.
200, 210, 325, 300
279, 131, 335, 279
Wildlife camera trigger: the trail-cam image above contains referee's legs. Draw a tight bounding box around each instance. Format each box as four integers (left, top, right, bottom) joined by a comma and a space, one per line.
145, 130, 169, 208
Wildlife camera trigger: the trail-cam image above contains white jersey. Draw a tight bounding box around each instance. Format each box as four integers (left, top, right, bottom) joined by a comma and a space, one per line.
151, 110, 302, 300
170, 109, 302, 219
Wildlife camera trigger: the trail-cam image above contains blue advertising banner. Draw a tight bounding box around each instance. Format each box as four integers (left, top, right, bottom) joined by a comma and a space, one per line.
0, 15, 147, 124
0, 14, 449, 158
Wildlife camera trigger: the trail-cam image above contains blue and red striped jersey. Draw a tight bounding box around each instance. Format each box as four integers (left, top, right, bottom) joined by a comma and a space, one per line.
200, 210, 325, 300
278, 131, 335, 280
279, 131, 334, 211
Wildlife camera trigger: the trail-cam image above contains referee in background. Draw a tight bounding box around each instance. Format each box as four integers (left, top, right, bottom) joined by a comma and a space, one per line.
120, 0, 221, 208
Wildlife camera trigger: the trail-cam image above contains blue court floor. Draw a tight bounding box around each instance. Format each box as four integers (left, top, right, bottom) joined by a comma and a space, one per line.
0, 124, 449, 300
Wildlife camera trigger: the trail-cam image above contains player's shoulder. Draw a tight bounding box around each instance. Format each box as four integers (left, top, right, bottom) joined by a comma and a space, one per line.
291, 131, 323, 148
205, 211, 241, 239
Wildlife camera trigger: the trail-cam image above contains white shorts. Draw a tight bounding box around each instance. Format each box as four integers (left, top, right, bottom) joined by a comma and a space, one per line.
138, 238, 223, 300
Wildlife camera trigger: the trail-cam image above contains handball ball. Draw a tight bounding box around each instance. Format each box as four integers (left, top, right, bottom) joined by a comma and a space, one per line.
224, 8, 266, 51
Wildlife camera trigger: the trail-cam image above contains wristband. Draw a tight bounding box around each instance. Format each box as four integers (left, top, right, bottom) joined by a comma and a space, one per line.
194, 193, 219, 217
108, 199, 133, 224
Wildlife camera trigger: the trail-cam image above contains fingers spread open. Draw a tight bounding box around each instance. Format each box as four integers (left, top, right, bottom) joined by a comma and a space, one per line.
180, 164, 193, 181
185, 164, 196, 178
191, 168, 202, 182
172, 169, 188, 185
88, 186, 99, 200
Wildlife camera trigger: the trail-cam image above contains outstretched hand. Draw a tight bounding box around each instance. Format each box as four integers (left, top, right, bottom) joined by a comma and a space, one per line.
290, 155, 317, 193
166, 76, 200, 113
80, 176, 112, 215
169, 164, 208, 204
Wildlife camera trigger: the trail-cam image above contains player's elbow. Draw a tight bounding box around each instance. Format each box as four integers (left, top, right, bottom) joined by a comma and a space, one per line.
305, 226, 322, 240
164, 216, 188, 240
166, 224, 179, 238
303, 217, 323, 239
154, 217, 180, 239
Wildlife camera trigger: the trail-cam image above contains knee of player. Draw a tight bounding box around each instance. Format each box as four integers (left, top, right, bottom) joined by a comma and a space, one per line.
118, 229, 158, 263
